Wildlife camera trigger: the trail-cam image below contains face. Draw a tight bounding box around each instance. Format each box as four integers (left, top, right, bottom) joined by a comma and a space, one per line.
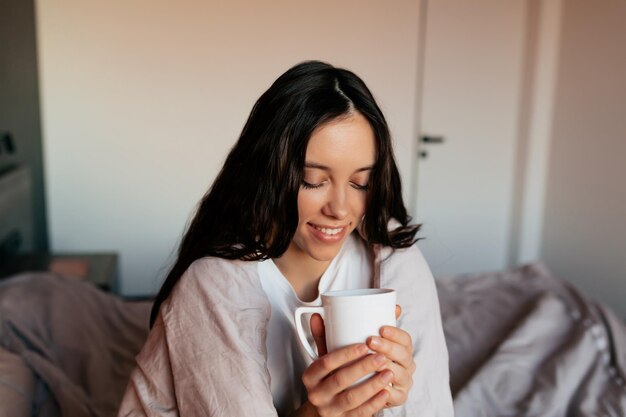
284, 112, 377, 269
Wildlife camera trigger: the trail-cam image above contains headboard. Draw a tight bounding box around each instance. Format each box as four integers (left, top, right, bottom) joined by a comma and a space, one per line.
0, 165, 34, 257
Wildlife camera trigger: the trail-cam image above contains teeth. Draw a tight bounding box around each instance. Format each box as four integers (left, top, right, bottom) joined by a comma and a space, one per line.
314, 226, 343, 236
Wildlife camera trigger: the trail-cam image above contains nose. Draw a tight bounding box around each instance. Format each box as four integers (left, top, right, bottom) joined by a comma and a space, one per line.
322, 185, 349, 220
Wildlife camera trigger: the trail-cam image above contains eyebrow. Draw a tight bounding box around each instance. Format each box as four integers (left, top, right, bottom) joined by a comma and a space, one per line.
304, 162, 376, 173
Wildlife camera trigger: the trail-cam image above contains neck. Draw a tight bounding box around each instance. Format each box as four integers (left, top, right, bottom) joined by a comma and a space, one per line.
274, 246, 330, 302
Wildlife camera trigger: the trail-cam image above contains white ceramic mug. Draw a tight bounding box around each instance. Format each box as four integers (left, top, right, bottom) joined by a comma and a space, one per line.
294, 288, 396, 361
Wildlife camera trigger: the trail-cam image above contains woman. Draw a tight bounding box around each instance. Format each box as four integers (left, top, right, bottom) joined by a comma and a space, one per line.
119, 61, 453, 417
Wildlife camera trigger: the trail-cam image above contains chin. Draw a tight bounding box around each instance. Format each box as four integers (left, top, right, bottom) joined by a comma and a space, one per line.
305, 242, 344, 262
309, 251, 340, 263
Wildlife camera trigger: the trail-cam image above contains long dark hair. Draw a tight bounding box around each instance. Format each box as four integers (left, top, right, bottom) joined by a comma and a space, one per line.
150, 61, 419, 326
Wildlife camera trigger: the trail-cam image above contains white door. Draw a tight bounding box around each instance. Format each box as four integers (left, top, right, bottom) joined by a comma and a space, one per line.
414, 0, 527, 276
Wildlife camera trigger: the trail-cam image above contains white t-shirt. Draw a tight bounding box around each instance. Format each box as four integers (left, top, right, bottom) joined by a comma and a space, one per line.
258, 233, 372, 416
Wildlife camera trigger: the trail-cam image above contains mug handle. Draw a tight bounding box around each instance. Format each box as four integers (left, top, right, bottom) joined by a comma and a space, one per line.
294, 306, 325, 361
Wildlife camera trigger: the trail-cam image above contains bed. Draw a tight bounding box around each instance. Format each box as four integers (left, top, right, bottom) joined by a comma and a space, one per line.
1, 263, 624, 416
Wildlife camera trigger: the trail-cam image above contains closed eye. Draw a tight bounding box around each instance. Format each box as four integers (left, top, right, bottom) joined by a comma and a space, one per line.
302, 181, 324, 190
351, 182, 370, 191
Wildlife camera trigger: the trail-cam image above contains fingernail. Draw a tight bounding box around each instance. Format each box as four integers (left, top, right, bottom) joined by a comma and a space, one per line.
357, 344, 368, 355
381, 327, 392, 337
382, 370, 393, 383
369, 337, 381, 348
374, 354, 385, 365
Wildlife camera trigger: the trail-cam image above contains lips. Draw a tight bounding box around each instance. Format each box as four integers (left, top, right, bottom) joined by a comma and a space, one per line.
307, 223, 348, 242
313, 225, 343, 235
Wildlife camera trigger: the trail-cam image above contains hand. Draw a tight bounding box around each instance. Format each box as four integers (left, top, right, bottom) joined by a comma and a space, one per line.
366, 305, 415, 408
300, 316, 392, 417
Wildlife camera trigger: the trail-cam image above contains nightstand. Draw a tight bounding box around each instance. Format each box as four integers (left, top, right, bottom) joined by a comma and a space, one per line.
0, 252, 119, 293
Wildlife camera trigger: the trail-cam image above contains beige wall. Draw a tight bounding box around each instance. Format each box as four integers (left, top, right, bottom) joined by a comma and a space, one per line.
35, 0, 422, 295
541, 0, 626, 317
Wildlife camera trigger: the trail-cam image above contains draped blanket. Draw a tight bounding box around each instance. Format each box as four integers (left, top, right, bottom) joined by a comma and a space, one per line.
437, 263, 626, 416
0, 273, 150, 417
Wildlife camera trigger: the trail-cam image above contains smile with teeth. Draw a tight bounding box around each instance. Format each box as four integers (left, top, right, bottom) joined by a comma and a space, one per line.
312, 225, 344, 236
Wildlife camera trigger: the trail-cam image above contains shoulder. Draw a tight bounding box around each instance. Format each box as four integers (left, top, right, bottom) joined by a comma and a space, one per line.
359, 220, 429, 275
387, 244, 431, 276
183, 256, 258, 282
377, 243, 440, 317
376, 242, 433, 282
181, 256, 260, 290
161, 257, 268, 322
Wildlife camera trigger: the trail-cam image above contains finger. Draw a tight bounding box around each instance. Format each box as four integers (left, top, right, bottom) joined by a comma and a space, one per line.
327, 370, 393, 415
367, 334, 413, 369
302, 343, 368, 388
346, 385, 390, 417
383, 383, 411, 408
310, 313, 327, 356
381, 326, 413, 350
381, 362, 414, 408
384, 360, 414, 391
395, 304, 402, 320
318, 353, 389, 397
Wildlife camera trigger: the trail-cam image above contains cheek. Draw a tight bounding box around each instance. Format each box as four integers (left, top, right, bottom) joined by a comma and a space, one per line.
296, 192, 323, 222
351, 193, 369, 217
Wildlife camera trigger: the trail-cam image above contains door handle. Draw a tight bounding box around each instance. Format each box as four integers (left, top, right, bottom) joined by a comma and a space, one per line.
420, 135, 445, 144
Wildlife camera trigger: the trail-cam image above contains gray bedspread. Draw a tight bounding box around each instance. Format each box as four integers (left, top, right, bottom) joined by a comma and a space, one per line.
0, 273, 150, 417
1, 264, 625, 416
438, 263, 626, 416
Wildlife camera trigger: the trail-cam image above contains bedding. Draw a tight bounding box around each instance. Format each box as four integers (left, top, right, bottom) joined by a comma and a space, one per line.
438, 263, 626, 416
0, 273, 150, 417
0, 345, 35, 416
0, 264, 624, 416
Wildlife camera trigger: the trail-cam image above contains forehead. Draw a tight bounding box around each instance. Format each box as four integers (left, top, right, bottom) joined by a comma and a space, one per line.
305, 113, 377, 166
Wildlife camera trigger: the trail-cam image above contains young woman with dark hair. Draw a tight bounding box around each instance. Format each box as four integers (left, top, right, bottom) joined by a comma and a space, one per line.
119, 61, 453, 417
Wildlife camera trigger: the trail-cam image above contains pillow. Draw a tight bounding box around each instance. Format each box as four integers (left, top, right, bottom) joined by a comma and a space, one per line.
0, 347, 35, 417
